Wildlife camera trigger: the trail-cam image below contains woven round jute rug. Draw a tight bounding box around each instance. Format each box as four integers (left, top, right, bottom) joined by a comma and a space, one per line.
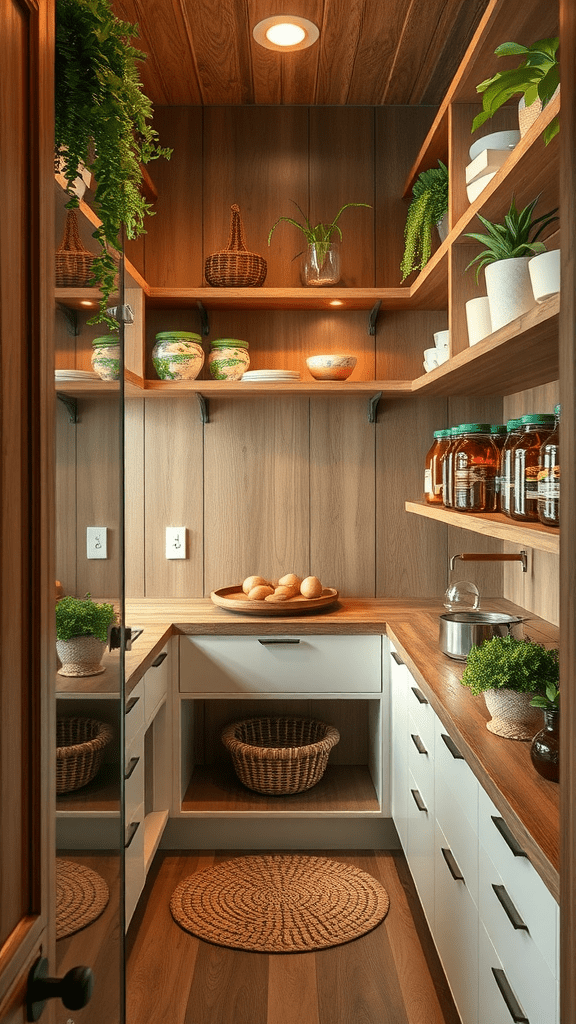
169, 855, 390, 952
56, 859, 109, 940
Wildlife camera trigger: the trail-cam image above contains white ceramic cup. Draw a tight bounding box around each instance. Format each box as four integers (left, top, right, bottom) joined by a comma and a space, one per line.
423, 361, 436, 373
423, 347, 439, 368
528, 249, 560, 303
433, 330, 450, 353
436, 349, 449, 364
465, 296, 492, 346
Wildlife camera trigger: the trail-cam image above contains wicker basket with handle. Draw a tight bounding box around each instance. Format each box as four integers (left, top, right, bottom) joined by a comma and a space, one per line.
205, 204, 267, 287
56, 717, 113, 793
55, 209, 97, 287
221, 716, 340, 795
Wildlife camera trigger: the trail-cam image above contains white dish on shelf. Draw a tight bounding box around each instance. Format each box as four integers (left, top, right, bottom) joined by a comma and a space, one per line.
469, 130, 520, 162
55, 369, 99, 380
465, 148, 512, 185
466, 171, 497, 204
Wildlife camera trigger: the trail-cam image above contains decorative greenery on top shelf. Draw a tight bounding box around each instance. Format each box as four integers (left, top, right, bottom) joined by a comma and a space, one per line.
400, 161, 448, 282
267, 201, 371, 268
464, 194, 558, 281
472, 37, 559, 145
460, 635, 559, 697
55, 594, 116, 643
55, 0, 172, 329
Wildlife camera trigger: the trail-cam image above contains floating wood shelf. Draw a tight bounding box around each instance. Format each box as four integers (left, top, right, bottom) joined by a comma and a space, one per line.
405, 500, 559, 554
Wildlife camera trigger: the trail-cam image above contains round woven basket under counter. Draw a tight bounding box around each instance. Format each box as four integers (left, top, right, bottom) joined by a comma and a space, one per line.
205, 204, 267, 287
56, 717, 113, 794
221, 716, 340, 795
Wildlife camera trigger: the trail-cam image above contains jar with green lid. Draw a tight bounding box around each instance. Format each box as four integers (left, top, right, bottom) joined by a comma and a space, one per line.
424, 429, 450, 505
452, 424, 499, 513
500, 418, 523, 517
441, 426, 465, 509
510, 413, 556, 521
490, 425, 507, 511
208, 338, 250, 380
152, 331, 204, 381
91, 335, 120, 380
537, 404, 560, 527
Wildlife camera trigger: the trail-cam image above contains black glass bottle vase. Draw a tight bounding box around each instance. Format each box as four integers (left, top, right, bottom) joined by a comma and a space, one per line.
530, 709, 559, 783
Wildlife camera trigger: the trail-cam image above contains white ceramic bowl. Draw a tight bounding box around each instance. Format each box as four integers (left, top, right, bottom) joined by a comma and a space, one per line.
466, 171, 496, 204
436, 349, 449, 365
423, 347, 439, 368
306, 354, 357, 381
423, 361, 437, 373
434, 330, 449, 353
469, 130, 520, 162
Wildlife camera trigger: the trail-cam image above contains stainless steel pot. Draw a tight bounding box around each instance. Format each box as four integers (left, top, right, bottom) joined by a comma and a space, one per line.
439, 611, 525, 661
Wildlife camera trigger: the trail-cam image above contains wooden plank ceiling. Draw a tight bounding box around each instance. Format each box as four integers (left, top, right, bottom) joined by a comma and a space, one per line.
112, 0, 490, 107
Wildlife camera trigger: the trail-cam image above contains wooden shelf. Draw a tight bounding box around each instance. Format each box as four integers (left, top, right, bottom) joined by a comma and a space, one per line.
181, 764, 380, 815
405, 500, 559, 554
145, 286, 414, 312
138, 379, 413, 399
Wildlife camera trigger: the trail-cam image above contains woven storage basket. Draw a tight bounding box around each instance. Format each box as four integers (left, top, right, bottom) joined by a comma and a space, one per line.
205, 204, 267, 287
56, 717, 113, 794
55, 209, 97, 287
221, 716, 340, 796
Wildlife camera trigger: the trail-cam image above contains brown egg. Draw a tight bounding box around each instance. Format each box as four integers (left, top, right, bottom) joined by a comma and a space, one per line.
265, 592, 291, 602
273, 585, 298, 599
278, 573, 302, 588
248, 584, 275, 601
242, 575, 270, 594
300, 575, 322, 599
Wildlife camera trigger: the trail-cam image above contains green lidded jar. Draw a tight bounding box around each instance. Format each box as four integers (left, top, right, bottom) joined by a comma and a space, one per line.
152, 331, 204, 381
510, 413, 556, 522
500, 418, 523, 517
91, 335, 120, 381
452, 423, 499, 513
208, 338, 250, 381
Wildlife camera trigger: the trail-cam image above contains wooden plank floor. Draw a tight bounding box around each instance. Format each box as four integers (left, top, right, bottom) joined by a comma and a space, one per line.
126, 850, 461, 1024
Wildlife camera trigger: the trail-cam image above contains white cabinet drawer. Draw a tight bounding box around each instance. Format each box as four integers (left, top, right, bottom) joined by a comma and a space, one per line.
125, 806, 145, 927
479, 919, 558, 1024
406, 677, 436, 755
434, 717, 479, 837
407, 768, 435, 930
478, 788, 558, 975
124, 739, 144, 824
408, 712, 434, 808
179, 635, 382, 693
435, 767, 478, 908
125, 680, 144, 748
144, 645, 170, 723
434, 818, 478, 1024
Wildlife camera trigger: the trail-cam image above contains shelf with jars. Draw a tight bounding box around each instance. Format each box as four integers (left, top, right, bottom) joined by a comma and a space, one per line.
405, 501, 559, 555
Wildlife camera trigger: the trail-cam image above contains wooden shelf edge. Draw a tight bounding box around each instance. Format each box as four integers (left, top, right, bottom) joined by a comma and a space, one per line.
137, 380, 414, 398
405, 500, 559, 553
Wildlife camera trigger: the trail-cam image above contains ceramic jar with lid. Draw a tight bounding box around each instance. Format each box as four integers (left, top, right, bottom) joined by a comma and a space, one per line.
91, 336, 120, 380
152, 331, 204, 381
208, 338, 250, 380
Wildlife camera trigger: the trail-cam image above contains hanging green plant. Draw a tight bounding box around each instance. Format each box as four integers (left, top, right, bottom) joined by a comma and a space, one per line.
55, 0, 172, 328
400, 161, 448, 282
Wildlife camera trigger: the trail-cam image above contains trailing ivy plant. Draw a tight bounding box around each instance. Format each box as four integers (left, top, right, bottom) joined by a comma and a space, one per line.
400, 161, 448, 282
460, 635, 559, 698
55, 0, 171, 328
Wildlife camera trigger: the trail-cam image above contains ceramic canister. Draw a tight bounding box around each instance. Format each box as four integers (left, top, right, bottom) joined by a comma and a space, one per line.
152, 331, 204, 381
91, 336, 120, 380
208, 339, 250, 380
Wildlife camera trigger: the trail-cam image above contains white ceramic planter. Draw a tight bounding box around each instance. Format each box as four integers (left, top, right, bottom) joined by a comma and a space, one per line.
528, 249, 560, 302
484, 258, 536, 332
465, 296, 492, 346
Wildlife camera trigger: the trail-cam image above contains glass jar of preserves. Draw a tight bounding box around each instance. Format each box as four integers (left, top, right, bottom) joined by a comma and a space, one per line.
537, 404, 560, 527
500, 418, 523, 518
424, 429, 450, 505
441, 426, 463, 509
510, 413, 556, 521
453, 423, 499, 513
208, 338, 250, 380
490, 425, 507, 511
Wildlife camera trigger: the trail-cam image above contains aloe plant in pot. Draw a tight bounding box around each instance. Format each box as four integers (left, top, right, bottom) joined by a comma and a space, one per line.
267, 201, 371, 286
400, 161, 448, 282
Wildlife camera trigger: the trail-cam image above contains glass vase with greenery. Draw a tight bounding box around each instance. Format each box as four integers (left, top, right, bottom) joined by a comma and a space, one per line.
472, 37, 559, 145
400, 161, 448, 282
267, 201, 371, 275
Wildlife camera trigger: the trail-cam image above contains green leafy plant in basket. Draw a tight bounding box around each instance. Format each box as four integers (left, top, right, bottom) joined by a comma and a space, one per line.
464, 194, 558, 281
55, 0, 172, 329
460, 635, 559, 698
267, 201, 371, 268
400, 161, 448, 282
472, 37, 559, 145
56, 595, 116, 643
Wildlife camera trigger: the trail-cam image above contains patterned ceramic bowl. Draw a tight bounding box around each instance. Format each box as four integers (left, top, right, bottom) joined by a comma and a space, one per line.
306, 354, 357, 381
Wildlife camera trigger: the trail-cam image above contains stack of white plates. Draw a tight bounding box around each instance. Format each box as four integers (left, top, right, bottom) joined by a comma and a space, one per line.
55, 369, 100, 381
241, 369, 301, 382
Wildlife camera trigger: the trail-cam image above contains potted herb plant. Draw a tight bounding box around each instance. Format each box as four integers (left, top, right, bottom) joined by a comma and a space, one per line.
400, 161, 448, 282
472, 37, 559, 144
267, 201, 371, 286
460, 635, 559, 740
530, 682, 560, 782
465, 194, 558, 331
56, 594, 117, 677
55, 0, 172, 327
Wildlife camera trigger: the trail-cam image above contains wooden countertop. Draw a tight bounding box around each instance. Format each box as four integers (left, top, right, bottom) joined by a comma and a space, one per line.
56, 595, 560, 898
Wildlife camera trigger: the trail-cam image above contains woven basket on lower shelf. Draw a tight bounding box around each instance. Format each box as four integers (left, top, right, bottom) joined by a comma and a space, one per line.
205, 204, 267, 287
56, 717, 113, 794
55, 209, 97, 287
221, 716, 340, 796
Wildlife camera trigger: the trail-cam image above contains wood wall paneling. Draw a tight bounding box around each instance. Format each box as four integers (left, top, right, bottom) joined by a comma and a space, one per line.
75, 399, 122, 598
55, 397, 78, 597
376, 310, 448, 381
124, 399, 146, 598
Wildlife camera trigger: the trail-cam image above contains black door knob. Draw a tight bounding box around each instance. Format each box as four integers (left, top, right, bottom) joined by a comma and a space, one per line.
27, 957, 94, 1021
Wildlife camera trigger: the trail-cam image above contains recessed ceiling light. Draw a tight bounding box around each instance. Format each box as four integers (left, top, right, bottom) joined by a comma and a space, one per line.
329, 300, 344, 306
253, 15, 319, 52
80, 300, 95, 307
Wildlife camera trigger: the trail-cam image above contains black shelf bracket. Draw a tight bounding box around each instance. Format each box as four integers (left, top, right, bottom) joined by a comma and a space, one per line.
368, 392, 382, 423
368, 300, 381, 336
196, 393, 209, 423
197, 300, 210, 337
57, 393, 78, 423
57, 303, 79, 337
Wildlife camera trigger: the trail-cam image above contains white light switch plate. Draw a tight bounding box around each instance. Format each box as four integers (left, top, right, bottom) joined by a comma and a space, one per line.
87, 526, 107, 559
166, 527, 186, 559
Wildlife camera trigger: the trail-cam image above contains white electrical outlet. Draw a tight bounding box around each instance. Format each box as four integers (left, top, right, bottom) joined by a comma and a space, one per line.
166, 527, 186, 559
87, 526, 107, 559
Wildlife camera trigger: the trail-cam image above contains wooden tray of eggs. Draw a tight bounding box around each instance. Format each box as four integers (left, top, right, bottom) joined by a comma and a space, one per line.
211, 573, 338, 616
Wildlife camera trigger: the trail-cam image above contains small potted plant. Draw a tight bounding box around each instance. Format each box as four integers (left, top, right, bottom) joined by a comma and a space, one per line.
472, 37, 559, 144
465, 194, 558, 331
267, 201, 371, 286
460, 634, 559, 740
56, 594, 117, 677
400, 161, 448, 282
530, 682, 560, 782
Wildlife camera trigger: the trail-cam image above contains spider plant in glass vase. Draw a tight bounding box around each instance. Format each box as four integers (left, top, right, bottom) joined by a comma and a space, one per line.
400, 161, 448, 282
268, 201, 371, 286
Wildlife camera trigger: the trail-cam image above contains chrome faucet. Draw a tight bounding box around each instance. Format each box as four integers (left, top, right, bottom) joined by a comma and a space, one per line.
449, 550, 528, 573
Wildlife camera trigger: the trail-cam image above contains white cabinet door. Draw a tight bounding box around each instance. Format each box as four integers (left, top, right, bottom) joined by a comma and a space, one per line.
144, 643, 170, 723
434, 818, 478, 1024
407, 768, 435, 930
389, 647, 409, 850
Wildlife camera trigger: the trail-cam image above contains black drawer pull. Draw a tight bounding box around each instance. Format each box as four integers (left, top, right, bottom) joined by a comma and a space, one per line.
492, 968, 529, 1023
391, 651, 404, 666
411, 686, 428, 705
257, 638, 300, 645
126, 696, 140, 715
441, 733, 464, 760
411, 733, 428, 755
125, 821, 140, 849
441, 847, 464, 882
124, 756, 140, 780
492, 884, 528, 931
491, 816, 527, 858
410, 788, 427, 812
151, 651, 168, 668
